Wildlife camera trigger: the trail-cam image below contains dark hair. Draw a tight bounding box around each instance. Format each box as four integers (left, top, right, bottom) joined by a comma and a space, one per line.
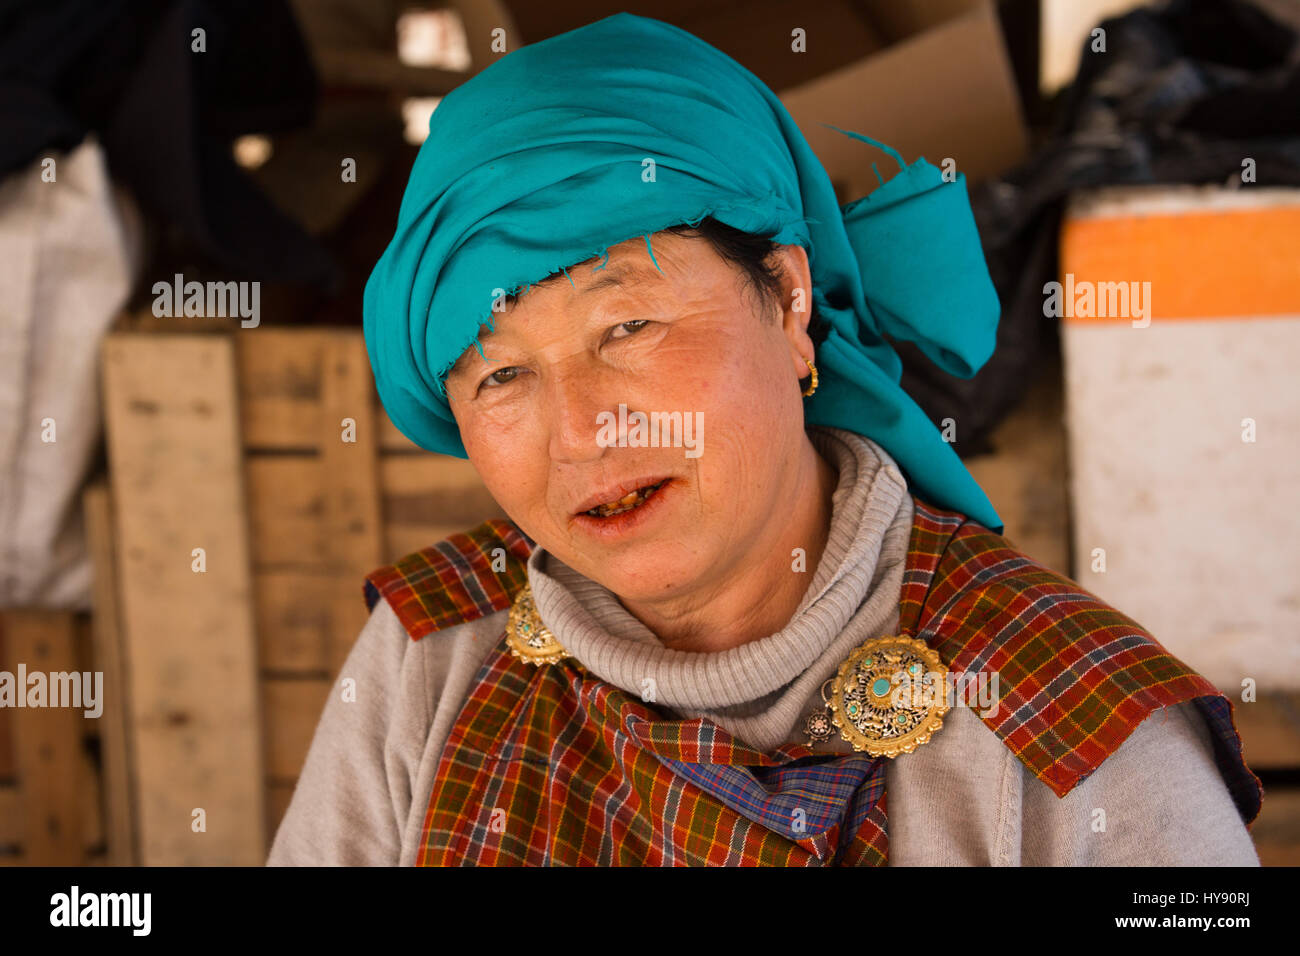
665, 216, 830, 348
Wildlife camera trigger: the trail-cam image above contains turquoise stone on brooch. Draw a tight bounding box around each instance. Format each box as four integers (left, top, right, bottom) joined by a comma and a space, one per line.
801, 634, 950, 758
505, 584, 569, 666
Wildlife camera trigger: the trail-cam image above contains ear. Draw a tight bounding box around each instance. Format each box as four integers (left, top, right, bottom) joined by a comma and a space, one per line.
769, 243, 816, 381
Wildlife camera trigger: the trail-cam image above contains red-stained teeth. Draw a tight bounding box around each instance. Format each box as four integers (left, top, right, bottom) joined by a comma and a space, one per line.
585, 480, 667, 517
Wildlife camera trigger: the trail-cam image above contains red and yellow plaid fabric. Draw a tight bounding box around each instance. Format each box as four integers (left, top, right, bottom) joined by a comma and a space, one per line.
415, 651, 890, 865
907, 508, 1261, 818
363, 518, 533, 639
363, 496, 1263, 866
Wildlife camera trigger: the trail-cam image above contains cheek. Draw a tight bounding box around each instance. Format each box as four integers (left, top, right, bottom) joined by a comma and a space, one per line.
664, 322, 789, 427
648, 322, 794, 508
458, 391, 545, 458
458, 408, 546, 516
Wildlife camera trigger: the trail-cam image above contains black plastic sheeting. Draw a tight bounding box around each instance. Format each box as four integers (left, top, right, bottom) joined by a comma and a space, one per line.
0, 0, 338, 289
897, 0, 1300, 458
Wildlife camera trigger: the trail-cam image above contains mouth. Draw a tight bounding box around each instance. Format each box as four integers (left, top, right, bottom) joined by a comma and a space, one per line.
579, 478, 671, 518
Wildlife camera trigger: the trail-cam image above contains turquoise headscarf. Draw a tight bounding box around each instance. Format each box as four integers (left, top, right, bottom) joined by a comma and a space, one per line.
363, 12, 1004, 531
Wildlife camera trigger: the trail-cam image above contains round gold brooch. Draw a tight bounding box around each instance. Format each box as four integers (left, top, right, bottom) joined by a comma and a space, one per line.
803, 634, 950, 757
505, 584, 569, 666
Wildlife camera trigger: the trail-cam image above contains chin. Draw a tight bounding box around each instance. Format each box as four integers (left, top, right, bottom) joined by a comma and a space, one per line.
566, 545, 689, 598
594, 570, 682, 603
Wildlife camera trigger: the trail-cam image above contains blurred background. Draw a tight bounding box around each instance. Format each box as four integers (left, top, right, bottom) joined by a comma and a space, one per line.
1, 0, 1297, 866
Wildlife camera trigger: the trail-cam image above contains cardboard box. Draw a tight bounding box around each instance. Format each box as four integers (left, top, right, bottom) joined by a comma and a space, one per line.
780, 1, 1029, 198
508, 0, 888, 89
504, 1, 1030, 198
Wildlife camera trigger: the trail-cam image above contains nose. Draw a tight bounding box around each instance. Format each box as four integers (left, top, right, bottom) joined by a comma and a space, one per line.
545, 363, 611, 464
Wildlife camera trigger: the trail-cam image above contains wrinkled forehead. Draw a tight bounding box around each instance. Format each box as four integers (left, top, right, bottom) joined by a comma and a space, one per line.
444, 234, 688, 378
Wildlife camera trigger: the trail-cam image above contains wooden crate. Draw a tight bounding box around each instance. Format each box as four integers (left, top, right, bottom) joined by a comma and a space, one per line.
0, 610, 107, 866
98, 321, 505, 863
237, 327, 504, 845
92, 318, 1299, 866
1232, 691, 1300, 865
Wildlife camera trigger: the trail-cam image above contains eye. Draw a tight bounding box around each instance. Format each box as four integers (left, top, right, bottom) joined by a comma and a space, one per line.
478, 366, 521, 391
608, 319, 650, 340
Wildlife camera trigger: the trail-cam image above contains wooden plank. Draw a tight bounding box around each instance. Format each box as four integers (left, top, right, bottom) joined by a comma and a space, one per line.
73, 613, 105, 859
120, 310, 233, 336
250, 454, 504, 568
82, 482, 137, 865
1252, 787, 1300, 867
380, 453, 505, 561
1232, 692, 1300, 770
384, 524, 489, 565
0, 707, 102, 864
80, 726, 104, 857
0, 783, 20, 848
234, 325, 423, 453
255, 570, 333, 672
379, 413, 424, 453
101, 332, 265, 865
382, 454, 501, 524
2, 610, 86, 865
263, 677, 332, 780
320, 334, 385, 674
247, 459, 372, 675
238, 330, 326, 451
238, 328, 423, 453
250, 455, 505, 584
247, 457, 329, 569
265, 779, 297, 844
0, 623, 11, 779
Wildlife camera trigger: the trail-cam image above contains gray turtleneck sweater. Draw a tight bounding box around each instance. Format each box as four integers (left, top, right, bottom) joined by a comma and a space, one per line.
268, 427, 1260, 866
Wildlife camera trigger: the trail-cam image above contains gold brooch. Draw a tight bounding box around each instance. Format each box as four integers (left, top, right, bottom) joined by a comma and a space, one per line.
505, 584, 569, 666
802, 634, 949, 757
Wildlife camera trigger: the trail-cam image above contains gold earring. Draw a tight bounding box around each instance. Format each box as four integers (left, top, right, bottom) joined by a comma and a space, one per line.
801, 357, 819, 397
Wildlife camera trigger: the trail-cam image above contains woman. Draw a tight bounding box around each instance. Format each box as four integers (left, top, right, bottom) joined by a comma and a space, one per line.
268, 13, 1261, 866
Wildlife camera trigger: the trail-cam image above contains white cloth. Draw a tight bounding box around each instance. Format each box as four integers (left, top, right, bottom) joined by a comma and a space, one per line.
0, 136, 141, 609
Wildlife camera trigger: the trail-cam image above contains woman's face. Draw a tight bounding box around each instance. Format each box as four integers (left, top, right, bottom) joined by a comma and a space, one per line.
444, 230, 817, 603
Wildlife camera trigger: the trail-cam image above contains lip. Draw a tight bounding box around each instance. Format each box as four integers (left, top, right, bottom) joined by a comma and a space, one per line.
570, 478, 678, 541
571, 476, 674, 517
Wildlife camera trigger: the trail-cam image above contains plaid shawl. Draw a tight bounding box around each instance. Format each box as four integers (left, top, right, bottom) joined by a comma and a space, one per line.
363, 497, 1263, 865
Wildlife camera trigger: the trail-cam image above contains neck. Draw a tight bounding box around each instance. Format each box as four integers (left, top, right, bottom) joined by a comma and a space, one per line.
618, 437, 839, 653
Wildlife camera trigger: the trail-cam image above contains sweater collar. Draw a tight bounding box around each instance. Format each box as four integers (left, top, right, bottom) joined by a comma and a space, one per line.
526, 426, 911, 715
